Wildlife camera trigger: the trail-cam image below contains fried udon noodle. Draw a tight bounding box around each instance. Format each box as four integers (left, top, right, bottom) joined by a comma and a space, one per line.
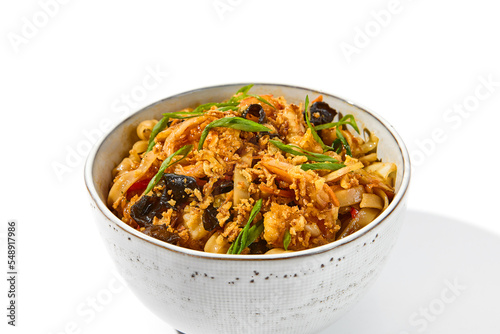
108, 85, 396, 255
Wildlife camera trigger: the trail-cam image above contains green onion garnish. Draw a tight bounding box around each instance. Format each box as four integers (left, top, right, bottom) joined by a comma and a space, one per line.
304, 95, 334, 153
269, 140, 339, 163
314, 114, 360, 133
313, 114, 360, 157
229, 84, 254, 102
305, 99, 360, 157
227, 199, 263, 254
217, 106, 239, 112
300, 162, 345, 171
193, 102, 240, 113
247, 94, 276, 110
228, 84, 276, 109
283, 229, 291, 251
143, 144, 193, 195
336, 128, 352, 156
198, 117, 270, 150
145, 111, 204, 153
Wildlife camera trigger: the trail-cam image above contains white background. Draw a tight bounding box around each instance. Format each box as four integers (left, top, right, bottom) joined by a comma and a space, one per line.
1, 0, 499, 333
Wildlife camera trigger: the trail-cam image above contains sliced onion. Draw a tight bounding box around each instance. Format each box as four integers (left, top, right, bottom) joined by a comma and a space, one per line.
355, 208, 380, 227
265, 248, 294, 255
233, 148, 253, 205
359, 152, 378, 165
337, 207, 380, 239
324, 159, 364, 182
108, 150, 157, 207
360, 193, 384, 210
364, 162, 397, 185
334, 185, 364, 207
374, 188, 389, 210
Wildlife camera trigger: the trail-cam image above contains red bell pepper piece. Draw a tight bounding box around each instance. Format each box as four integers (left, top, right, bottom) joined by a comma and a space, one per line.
128, 179, 151, 192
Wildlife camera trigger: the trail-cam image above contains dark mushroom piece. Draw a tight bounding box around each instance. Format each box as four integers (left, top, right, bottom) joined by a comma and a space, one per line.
203, 179, 235, 231
242, 104, 267, 124
212, 179, 234, 196
143, 224, 180, 244
130, 195, 174, 227
248, 132, 281, 145
130, 174, 200, 226
202, 204, 219, 232
163, 173, 200, 204
242, 104, 282, 144
249, 239, 269, 254
305, 101, 338, 126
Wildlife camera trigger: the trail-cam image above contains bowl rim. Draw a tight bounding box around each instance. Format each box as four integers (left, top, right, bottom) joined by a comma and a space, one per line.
84, 82, 411, 261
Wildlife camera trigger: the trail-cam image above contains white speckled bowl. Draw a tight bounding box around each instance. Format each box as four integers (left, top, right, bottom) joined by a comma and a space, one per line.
84, 83, 410, 334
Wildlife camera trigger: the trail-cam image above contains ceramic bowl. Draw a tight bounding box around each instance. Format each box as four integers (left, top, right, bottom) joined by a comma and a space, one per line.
84, 83, 411, 334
